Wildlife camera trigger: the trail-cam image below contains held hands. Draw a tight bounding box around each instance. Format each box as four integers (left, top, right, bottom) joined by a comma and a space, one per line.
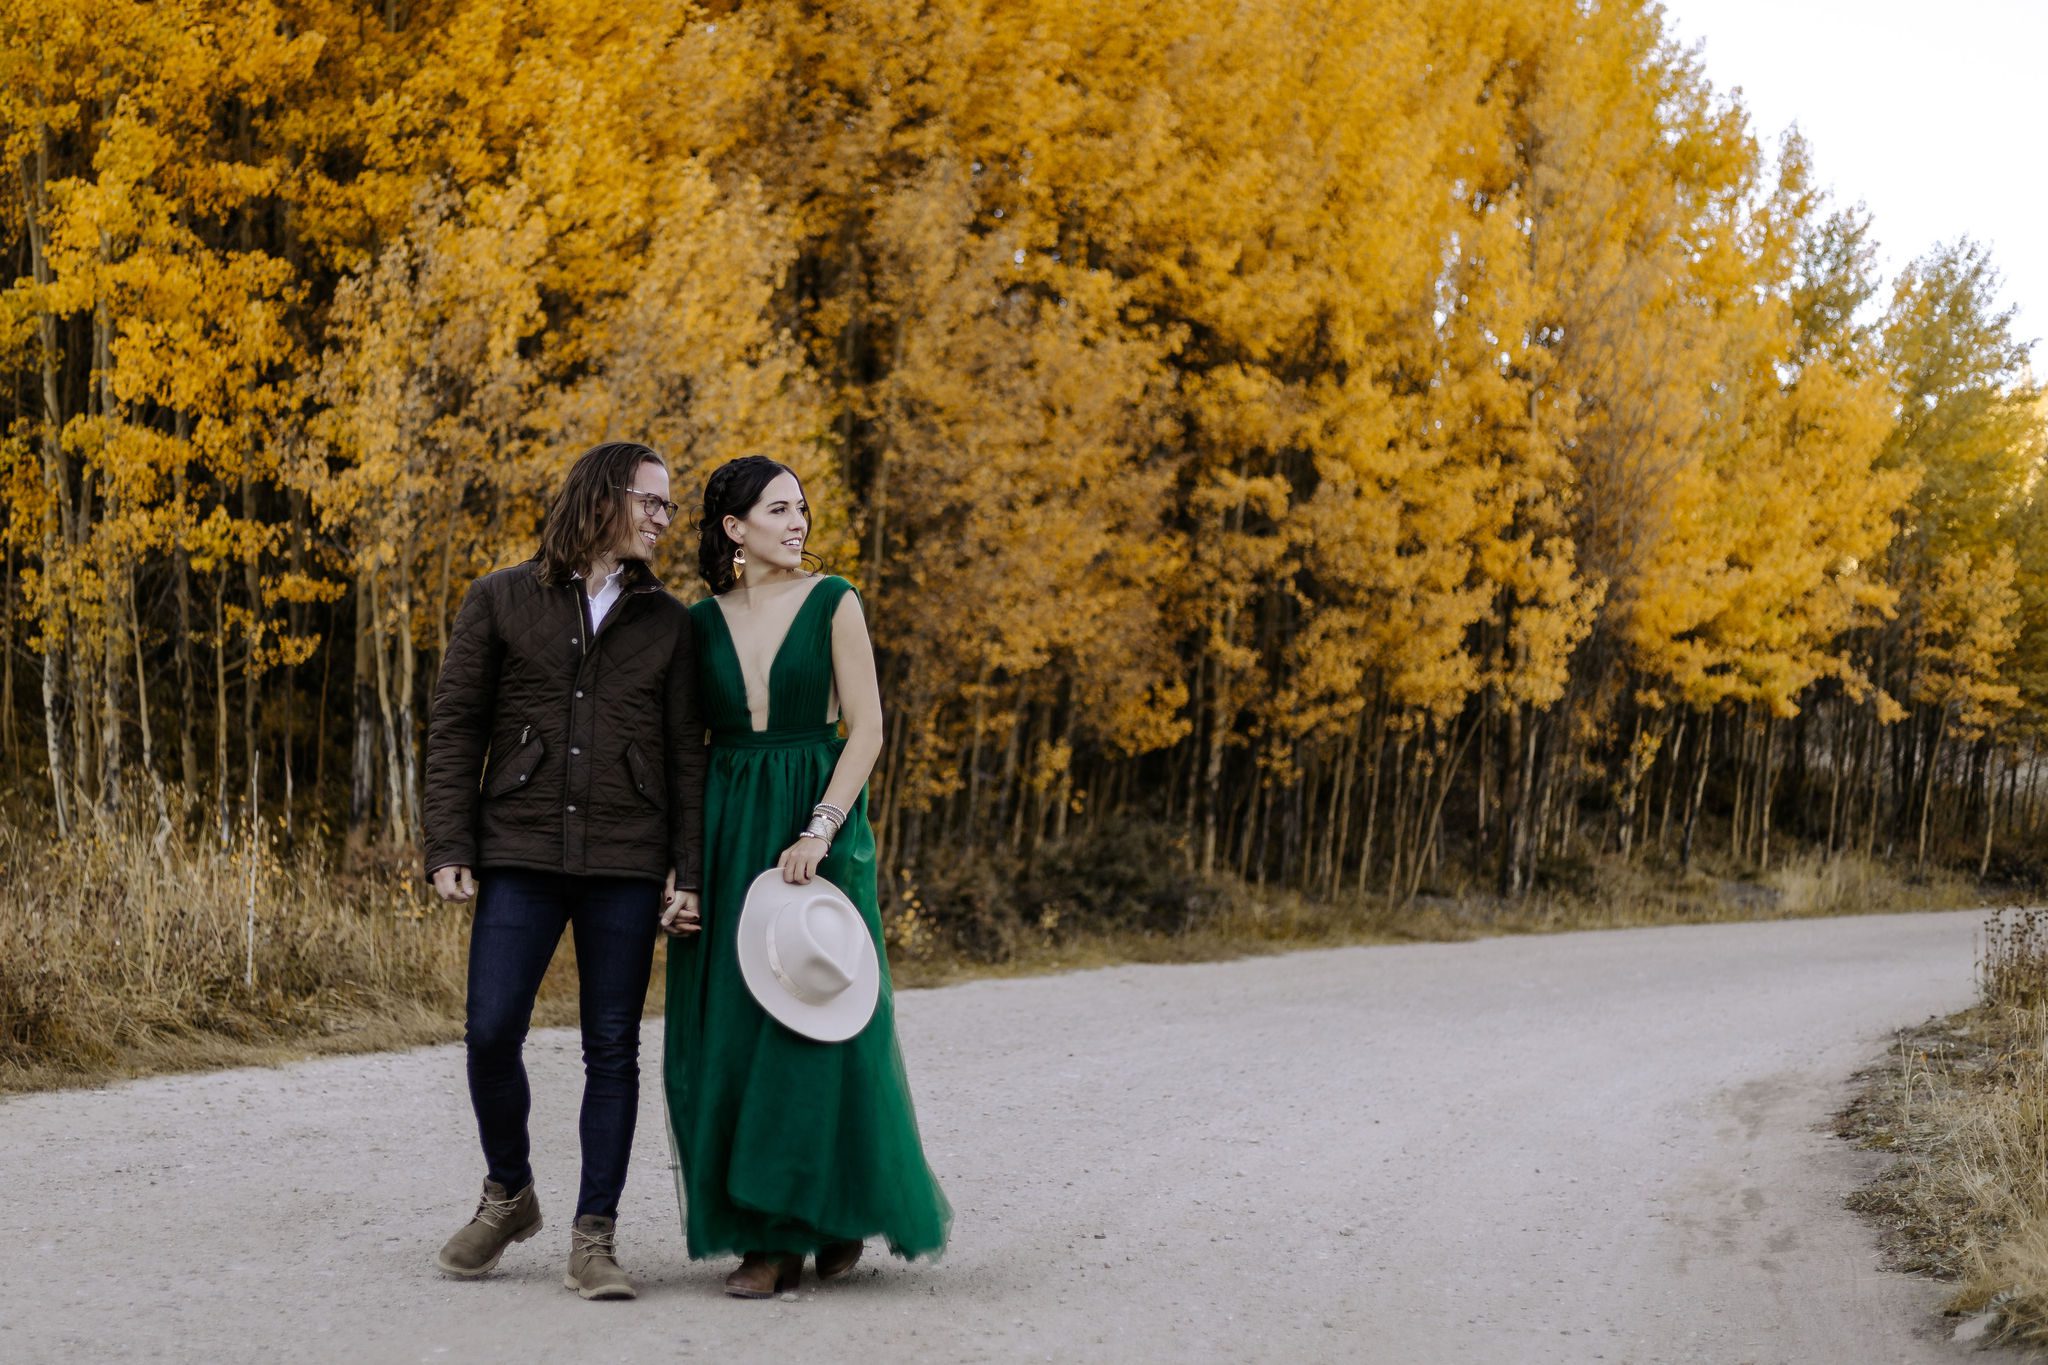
659, 867, 701, 937
659, 891, 701, 936
432, 865, 476, 901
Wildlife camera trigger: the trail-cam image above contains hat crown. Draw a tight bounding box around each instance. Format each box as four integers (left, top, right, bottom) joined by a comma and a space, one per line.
766, 896, 863, 1005
737, 869, 878, 1043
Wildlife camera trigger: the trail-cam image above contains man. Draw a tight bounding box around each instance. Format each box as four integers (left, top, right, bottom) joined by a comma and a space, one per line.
422, 440, 705, 1301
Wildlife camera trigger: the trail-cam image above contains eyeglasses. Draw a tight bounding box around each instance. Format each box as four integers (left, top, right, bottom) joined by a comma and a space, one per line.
621, 487, 679, 521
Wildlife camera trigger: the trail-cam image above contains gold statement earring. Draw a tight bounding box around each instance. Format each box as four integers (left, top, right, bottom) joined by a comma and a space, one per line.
731, 544, 746, 583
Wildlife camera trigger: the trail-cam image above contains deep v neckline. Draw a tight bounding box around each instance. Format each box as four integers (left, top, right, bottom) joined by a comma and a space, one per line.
709, 576, 831, 732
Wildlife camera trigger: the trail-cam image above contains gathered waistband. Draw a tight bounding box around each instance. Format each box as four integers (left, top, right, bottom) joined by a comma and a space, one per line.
711, 724, 842, 751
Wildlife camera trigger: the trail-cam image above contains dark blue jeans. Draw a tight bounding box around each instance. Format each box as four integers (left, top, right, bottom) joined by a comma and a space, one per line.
464, 870, 662, 1219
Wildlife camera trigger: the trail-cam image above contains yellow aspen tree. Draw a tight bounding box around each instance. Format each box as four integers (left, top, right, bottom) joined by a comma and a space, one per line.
1441, 0, 1750, 880
1629, 144, 1908, 721
309, 182, 546, 844
1875, 242, 2040, 860
1, 0, 2038, 913
2, 0, 317, 830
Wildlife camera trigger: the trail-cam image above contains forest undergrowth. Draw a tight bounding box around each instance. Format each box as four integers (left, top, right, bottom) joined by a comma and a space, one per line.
1838, 906, 2048, 1351
0, 797, 1992, 1094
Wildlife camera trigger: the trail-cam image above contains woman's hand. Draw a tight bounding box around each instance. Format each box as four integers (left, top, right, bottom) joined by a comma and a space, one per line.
777, 835, 829, 885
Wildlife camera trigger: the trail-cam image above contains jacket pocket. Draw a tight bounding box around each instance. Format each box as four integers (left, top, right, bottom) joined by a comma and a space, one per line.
484, 729, 546, 798
623, 742, 665, 810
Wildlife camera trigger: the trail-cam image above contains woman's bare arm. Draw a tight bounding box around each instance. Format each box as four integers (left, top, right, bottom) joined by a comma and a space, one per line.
774, 587, 883, 884
820, 590, 883, 811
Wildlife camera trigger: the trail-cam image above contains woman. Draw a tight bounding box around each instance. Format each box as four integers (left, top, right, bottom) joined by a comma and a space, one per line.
659, 455, 950, 1297
423, 439, 704, 1301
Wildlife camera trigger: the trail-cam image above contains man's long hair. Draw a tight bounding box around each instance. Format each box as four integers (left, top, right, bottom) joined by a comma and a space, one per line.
535, 441, 665, 586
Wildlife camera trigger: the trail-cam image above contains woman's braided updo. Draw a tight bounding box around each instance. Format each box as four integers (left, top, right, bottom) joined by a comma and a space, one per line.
696, 455, 801, 594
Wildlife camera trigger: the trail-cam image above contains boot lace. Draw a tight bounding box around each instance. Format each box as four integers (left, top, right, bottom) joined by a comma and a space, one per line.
572, 1223, 621, 1266
471, 1188, 522, 1229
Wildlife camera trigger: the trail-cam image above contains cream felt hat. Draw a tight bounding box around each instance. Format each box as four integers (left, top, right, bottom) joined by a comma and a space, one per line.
735, 868, 880, 1043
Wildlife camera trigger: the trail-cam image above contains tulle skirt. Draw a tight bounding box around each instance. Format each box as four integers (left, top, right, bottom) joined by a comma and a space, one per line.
661, 734, 950, 1259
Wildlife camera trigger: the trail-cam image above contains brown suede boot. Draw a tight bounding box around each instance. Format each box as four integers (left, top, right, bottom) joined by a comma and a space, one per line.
815, 1240, 864, 1281
435, 1180, 543, 1278
723, 1252, 802, 1299
563, 1215, 637, 1301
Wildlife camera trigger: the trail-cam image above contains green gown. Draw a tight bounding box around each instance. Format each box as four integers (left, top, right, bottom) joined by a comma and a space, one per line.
662, 575, 950, 1261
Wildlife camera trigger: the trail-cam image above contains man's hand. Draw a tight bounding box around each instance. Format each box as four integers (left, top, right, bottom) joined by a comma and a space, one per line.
432, 865, 476, 901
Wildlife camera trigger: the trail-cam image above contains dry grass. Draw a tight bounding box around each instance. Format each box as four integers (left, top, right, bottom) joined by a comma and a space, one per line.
887, 842, 1981, 984
0, 810, 590, 1094
0, 803, 1992, 1093
1519, 845, 1977, 929
1838, 906, 2048, 1349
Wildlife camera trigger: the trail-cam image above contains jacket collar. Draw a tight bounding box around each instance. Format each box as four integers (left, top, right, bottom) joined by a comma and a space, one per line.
619, 558, 665, 594
543, 557, 665, 594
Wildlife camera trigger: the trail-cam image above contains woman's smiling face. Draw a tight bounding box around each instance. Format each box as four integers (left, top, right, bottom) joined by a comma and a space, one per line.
726, 471, 808, 573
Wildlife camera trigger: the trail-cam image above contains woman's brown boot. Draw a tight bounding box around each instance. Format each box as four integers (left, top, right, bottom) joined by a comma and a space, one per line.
815, 1240, 864, 1281
724, 1252, 803, 1298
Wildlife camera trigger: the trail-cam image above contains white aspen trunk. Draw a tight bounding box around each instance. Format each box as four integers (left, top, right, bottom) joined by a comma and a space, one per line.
349, 570, 376, 846
245, 753, 260, 989
396, 551, 421, 842
1, 538, 14, 770
1051, 702, 1076, 844
127, 577, 165, 826
1323, 725, 1357, 901
214, 580, 230, 844
127, 577, 155, 777
173, 423, 200, 794
95, 252, 121, 815
23, 135, 72, 834
1980, 746, 1997, 881
99, 520, 124, 815
242, 473, 263, 821
370, 572, 407, 847
1199, 603, 1236, 877
1917, 710, 1947, 869
1759, 712, 1778, 873
41, 640, 68, 837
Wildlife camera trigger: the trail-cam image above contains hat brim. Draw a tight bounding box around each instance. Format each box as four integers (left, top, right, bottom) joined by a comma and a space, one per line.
735, 868, 880, 1044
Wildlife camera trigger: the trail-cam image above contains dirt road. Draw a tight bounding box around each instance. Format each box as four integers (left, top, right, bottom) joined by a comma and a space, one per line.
0, 910, 1989, 1363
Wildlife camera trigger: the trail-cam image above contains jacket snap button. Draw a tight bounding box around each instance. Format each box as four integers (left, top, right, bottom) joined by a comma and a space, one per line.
518, 774, 527, 782
571, 747, 581, 755
567, 804, 577, 813
575, 690, 584, 698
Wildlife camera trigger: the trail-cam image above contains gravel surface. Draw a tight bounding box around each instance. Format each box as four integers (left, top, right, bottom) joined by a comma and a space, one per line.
0, 910, 1990, 1363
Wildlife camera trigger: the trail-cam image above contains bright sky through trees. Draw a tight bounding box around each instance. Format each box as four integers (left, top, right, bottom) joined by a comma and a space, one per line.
1660, 0, 2046, 363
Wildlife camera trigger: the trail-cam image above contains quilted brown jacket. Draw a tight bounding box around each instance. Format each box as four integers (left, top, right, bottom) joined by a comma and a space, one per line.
422, 558, 706, 889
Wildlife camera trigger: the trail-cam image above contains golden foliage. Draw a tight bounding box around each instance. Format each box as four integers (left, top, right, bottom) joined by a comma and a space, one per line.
0, 0, 2042, 891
